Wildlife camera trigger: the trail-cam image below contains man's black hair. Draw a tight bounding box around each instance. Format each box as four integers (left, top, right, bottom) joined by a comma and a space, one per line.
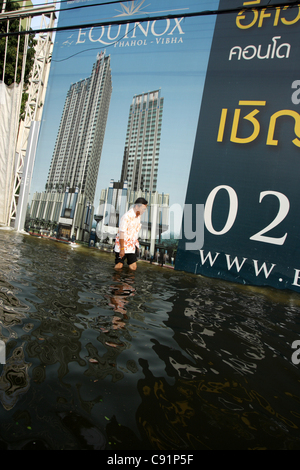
134, 197, 148, 206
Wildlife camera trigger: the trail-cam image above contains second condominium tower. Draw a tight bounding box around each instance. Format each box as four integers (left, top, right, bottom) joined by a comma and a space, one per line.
120, 90, 164, 192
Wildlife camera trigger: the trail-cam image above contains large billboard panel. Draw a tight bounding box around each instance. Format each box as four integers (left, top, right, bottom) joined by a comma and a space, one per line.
27, 0, 300, 293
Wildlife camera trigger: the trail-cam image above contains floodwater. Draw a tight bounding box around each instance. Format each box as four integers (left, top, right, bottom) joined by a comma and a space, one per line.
0, 230, 300, 450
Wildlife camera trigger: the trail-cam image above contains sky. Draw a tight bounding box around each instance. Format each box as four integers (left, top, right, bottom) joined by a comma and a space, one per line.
29, 0, 220, 215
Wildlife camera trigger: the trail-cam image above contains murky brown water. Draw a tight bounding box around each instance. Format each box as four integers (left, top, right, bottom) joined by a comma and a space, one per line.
0, 229, 300, 450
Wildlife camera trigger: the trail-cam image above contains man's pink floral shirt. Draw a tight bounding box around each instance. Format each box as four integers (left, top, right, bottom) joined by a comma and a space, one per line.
114, 208, 141, 254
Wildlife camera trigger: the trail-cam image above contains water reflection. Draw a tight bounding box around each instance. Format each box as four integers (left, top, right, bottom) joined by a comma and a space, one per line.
0, 345, 31, 411
107, 272, 136, 317
135, 361, 300, 450
0, 231, 300, 449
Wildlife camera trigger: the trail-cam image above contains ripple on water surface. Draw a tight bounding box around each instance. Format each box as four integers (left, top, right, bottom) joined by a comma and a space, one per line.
0, 231, 300, 449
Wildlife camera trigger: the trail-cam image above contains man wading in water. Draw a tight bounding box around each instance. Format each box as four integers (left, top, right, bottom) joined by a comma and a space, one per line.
114, 198, 148, 271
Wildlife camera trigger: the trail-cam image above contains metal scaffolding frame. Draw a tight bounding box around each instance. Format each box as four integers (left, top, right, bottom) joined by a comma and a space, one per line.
0, 1, 56, 227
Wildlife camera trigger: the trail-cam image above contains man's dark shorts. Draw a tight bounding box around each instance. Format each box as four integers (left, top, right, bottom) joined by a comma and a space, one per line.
115, 248, 138, 266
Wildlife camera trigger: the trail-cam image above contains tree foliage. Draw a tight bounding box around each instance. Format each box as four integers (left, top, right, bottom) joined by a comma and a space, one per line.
0, 0, 37, 118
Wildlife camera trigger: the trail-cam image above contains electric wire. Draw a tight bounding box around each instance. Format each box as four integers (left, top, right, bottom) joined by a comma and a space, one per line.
0, 0, 299, 39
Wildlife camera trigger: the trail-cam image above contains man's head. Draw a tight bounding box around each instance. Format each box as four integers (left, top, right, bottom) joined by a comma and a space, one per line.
134, 198, 148, 217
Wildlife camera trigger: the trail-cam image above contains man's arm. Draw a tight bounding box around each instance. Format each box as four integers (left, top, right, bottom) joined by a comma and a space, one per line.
119, 231, 125, 258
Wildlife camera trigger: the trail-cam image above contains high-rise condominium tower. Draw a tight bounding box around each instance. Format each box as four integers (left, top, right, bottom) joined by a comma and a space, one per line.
46, 51, 112, 203
120, 90, 164, 192
30, 52, 112, 241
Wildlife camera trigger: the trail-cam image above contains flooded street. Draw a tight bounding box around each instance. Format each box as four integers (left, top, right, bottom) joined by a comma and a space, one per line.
0, 230, 300, 449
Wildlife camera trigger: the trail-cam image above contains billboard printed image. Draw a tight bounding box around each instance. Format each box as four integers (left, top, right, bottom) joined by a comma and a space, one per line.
27, 0, 300, 293
28, 0, 219, 249
176, 0, 300, 292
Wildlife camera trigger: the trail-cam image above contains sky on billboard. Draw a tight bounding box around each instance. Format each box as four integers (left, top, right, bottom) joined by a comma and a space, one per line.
29, 0, 220, 218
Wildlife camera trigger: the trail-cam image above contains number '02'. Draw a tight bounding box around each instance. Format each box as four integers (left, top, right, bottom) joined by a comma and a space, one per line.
204, 186, 290, 245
